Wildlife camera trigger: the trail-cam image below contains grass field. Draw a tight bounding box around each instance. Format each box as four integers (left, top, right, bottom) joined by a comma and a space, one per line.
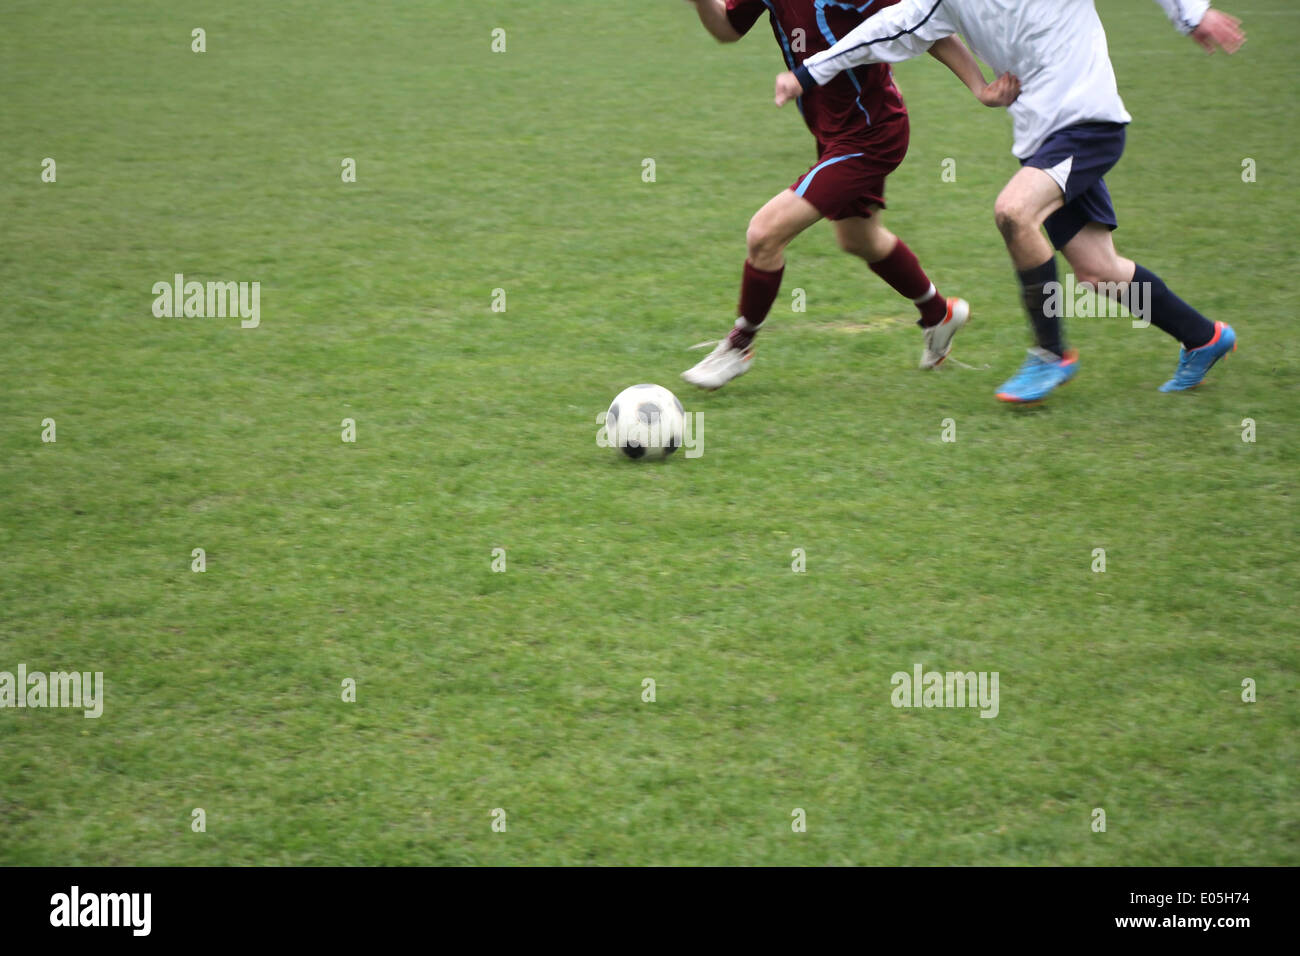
1, 1, 1297, 866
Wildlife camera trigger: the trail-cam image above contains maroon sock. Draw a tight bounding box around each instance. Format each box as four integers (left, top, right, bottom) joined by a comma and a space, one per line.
727, 260, 784, 349
869, 240, 947, 327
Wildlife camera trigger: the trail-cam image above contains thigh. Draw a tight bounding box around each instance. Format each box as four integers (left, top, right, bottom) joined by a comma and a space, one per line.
750, 187, 824, 245
996, 165, 1066, 224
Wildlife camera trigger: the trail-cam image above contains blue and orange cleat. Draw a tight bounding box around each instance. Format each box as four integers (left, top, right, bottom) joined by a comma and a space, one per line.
996, 348, 1079, 404
1158, 321, 1236, 392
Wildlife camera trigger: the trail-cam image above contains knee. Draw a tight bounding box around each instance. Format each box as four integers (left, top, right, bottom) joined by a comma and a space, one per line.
746, 216, 784, 265
993, 195, 1034, 242
746, 216, 777, 256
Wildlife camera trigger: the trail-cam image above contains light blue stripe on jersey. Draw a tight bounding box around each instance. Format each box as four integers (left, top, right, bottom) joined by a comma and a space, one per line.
795, 152, 866, 197
759, 0, 797, 70
760, 0, 804, 115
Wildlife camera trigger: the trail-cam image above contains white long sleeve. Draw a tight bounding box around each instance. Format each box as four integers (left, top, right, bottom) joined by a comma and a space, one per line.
799, 0, 957, 87
1151, 0, 1210, 34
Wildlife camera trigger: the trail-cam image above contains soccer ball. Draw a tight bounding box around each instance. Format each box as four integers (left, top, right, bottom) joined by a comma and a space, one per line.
606, 384, 685, 460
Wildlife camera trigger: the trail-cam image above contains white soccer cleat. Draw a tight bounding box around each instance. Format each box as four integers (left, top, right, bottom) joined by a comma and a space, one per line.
681, 339, 754, 390
919, 297, 971, 369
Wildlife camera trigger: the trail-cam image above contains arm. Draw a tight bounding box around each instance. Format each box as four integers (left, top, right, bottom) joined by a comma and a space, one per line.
1151, 1, 1244, 52
775, 0, 956, 106
686, 0, 743, 44
926, 35, 1020, 108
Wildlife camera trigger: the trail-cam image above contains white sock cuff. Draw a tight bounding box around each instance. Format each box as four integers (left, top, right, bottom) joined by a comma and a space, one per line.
912, 283, 937, 304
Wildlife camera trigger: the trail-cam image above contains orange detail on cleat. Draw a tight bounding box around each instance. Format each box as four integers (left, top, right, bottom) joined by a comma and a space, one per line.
1194, 321, 1225, 352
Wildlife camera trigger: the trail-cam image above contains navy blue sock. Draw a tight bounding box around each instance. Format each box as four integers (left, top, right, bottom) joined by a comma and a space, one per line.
1017, 258, 1064, 357
1131, 264, 1215, 350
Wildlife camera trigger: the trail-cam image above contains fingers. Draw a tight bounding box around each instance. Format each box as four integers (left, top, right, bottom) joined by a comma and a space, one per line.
773, 72, 798, 106
991, 72, 1020, 106
1197, 11, 1246, 55
1215, 17, 1245, 53
1214, 11, 1243, 34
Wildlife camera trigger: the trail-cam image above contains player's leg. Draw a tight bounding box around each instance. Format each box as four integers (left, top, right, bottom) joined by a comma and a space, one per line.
990, 166, 1081, 402
994, 166, 1067, 356
833, 210, 897, 264
733, 188, 823, 346
994, 124, 1124, 402
1062, 223, 1235, 391
835, 210, 970, 369
834, 211, 946, 326
681, 188, 821, 390
1059, 221, 1135, 290
802, 136, 971, 369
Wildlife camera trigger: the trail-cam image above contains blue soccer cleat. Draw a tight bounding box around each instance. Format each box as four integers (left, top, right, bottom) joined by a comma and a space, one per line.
996, 348, 1079, 404
1158, 321, 1236, 392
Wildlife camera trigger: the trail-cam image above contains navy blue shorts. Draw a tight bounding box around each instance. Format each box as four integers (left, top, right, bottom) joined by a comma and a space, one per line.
1021, 122, 1127, 249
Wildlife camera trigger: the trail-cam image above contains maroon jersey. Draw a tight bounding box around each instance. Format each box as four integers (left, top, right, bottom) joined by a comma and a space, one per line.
725, 0, 908, 151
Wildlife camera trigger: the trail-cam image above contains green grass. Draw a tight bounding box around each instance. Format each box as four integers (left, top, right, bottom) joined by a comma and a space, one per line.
0, 0, 1296, 865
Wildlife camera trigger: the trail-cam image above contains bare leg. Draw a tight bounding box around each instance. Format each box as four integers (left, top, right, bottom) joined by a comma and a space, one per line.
680, 190, 823, 389
1064, 222, 1216, 351
832, 206, 898, 264
993, 167, 1064, 269
834, 207, 952, 335
745, 188, 824, 270
1061, 222, 1137, 288
994, 167, 1070, 357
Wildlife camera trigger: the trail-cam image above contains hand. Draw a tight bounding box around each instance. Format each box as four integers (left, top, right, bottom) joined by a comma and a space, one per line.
977, 72, 1020, 107
1191, 10, 1244, 54
774, 70, 804, 106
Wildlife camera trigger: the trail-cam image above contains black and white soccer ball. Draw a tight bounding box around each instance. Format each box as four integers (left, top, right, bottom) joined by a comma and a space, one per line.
606, 384, 685, 460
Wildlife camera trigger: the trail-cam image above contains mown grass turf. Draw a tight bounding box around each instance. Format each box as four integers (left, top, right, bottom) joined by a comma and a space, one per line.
1, 1, 1296, 865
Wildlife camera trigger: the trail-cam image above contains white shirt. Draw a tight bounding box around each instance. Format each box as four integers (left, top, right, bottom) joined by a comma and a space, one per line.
799, 0, 1210, 159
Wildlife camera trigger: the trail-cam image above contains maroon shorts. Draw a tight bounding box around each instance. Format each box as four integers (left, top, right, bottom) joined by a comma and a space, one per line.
789, 117, 910, 221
